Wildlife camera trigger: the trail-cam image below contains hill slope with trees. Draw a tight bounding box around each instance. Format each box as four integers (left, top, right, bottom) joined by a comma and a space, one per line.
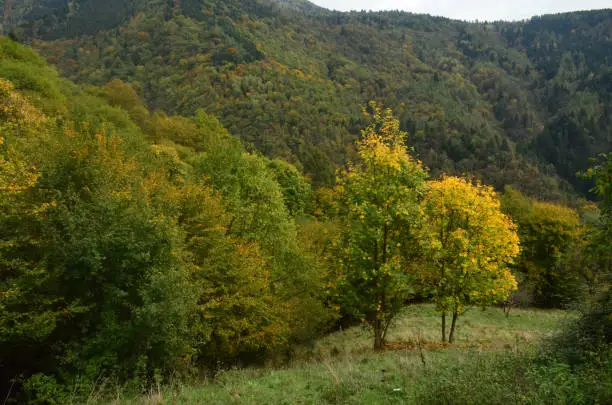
0, 31, 610, 403
1, 0, 610, 198
1, 2, 611, 403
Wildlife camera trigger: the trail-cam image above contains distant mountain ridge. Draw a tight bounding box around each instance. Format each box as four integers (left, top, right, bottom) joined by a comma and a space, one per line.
1, 0, 610, 199
274, 0, 324, 12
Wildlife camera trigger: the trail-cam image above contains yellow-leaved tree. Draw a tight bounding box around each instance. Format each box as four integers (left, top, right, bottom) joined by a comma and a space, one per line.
421, 177, 520, 343
332, 104, 427, 350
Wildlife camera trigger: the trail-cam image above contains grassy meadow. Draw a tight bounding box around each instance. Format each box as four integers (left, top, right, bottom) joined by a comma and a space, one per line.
90, 305, 587, 405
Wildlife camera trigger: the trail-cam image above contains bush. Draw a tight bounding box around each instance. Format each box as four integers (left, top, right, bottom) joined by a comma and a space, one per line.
23, 374, 71, 405
547, 289, 612, 367
415, 352, 610, 405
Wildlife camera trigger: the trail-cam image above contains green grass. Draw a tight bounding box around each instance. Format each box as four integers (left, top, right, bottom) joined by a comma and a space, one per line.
91, 305, 581, 405
305, 305, 570, 360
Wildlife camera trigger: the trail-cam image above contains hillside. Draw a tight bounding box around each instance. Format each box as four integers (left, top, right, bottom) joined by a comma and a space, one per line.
1, 14, 611, 404
91, 305, 579, 404
1, 0, 610, 198
0, 35, 331, 401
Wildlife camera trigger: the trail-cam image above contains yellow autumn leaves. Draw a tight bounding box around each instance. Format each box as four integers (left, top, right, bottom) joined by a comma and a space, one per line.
421, 176, 520, 334
0, 78, 45, 202
0, 78, 46, 130
357, 103, 426, 179
332, 104, 521, 347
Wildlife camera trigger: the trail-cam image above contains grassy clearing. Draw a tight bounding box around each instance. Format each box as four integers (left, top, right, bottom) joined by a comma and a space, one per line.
97, 305, 576, 405
306, 304, 569, 360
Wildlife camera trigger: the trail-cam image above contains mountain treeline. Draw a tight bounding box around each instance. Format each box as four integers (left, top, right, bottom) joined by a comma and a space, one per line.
1, 0, 610, 198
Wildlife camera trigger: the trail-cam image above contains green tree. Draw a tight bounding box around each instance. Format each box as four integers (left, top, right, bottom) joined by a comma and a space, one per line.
1, 120, 195, 389
501, 187, 584, 307
267, 158, 312, 217
186, 110, 332, 351
331, 105, 427, 350
422, 177, 520, 343
98, 79, 149, 127
585, 153, 612, 277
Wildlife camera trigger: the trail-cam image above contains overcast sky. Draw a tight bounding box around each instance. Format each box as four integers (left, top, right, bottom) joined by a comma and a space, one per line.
310, 0, 611, 21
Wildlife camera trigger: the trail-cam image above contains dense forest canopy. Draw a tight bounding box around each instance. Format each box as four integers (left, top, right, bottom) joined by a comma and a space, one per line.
0, 1, 611, 403
1, 0, 610, 198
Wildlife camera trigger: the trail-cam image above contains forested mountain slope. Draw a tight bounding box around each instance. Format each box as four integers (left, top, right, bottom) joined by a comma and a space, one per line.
1, 20, 610, 402
2, 0, 611, 197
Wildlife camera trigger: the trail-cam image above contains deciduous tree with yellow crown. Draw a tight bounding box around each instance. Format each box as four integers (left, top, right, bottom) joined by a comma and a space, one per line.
331, 103, 427, 351
421, 176, 520, 343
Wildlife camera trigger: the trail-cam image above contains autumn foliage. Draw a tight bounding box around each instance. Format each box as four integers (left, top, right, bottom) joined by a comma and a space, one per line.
421, 177, 520, 342
0, 35, 608, 403
330, 106, 520, 348
331, 104, 427, 350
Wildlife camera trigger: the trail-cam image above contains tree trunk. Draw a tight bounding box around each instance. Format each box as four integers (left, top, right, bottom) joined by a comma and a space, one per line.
441, 311, 447, 342
448, 310, 459, 344
373, 319, 385, 351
